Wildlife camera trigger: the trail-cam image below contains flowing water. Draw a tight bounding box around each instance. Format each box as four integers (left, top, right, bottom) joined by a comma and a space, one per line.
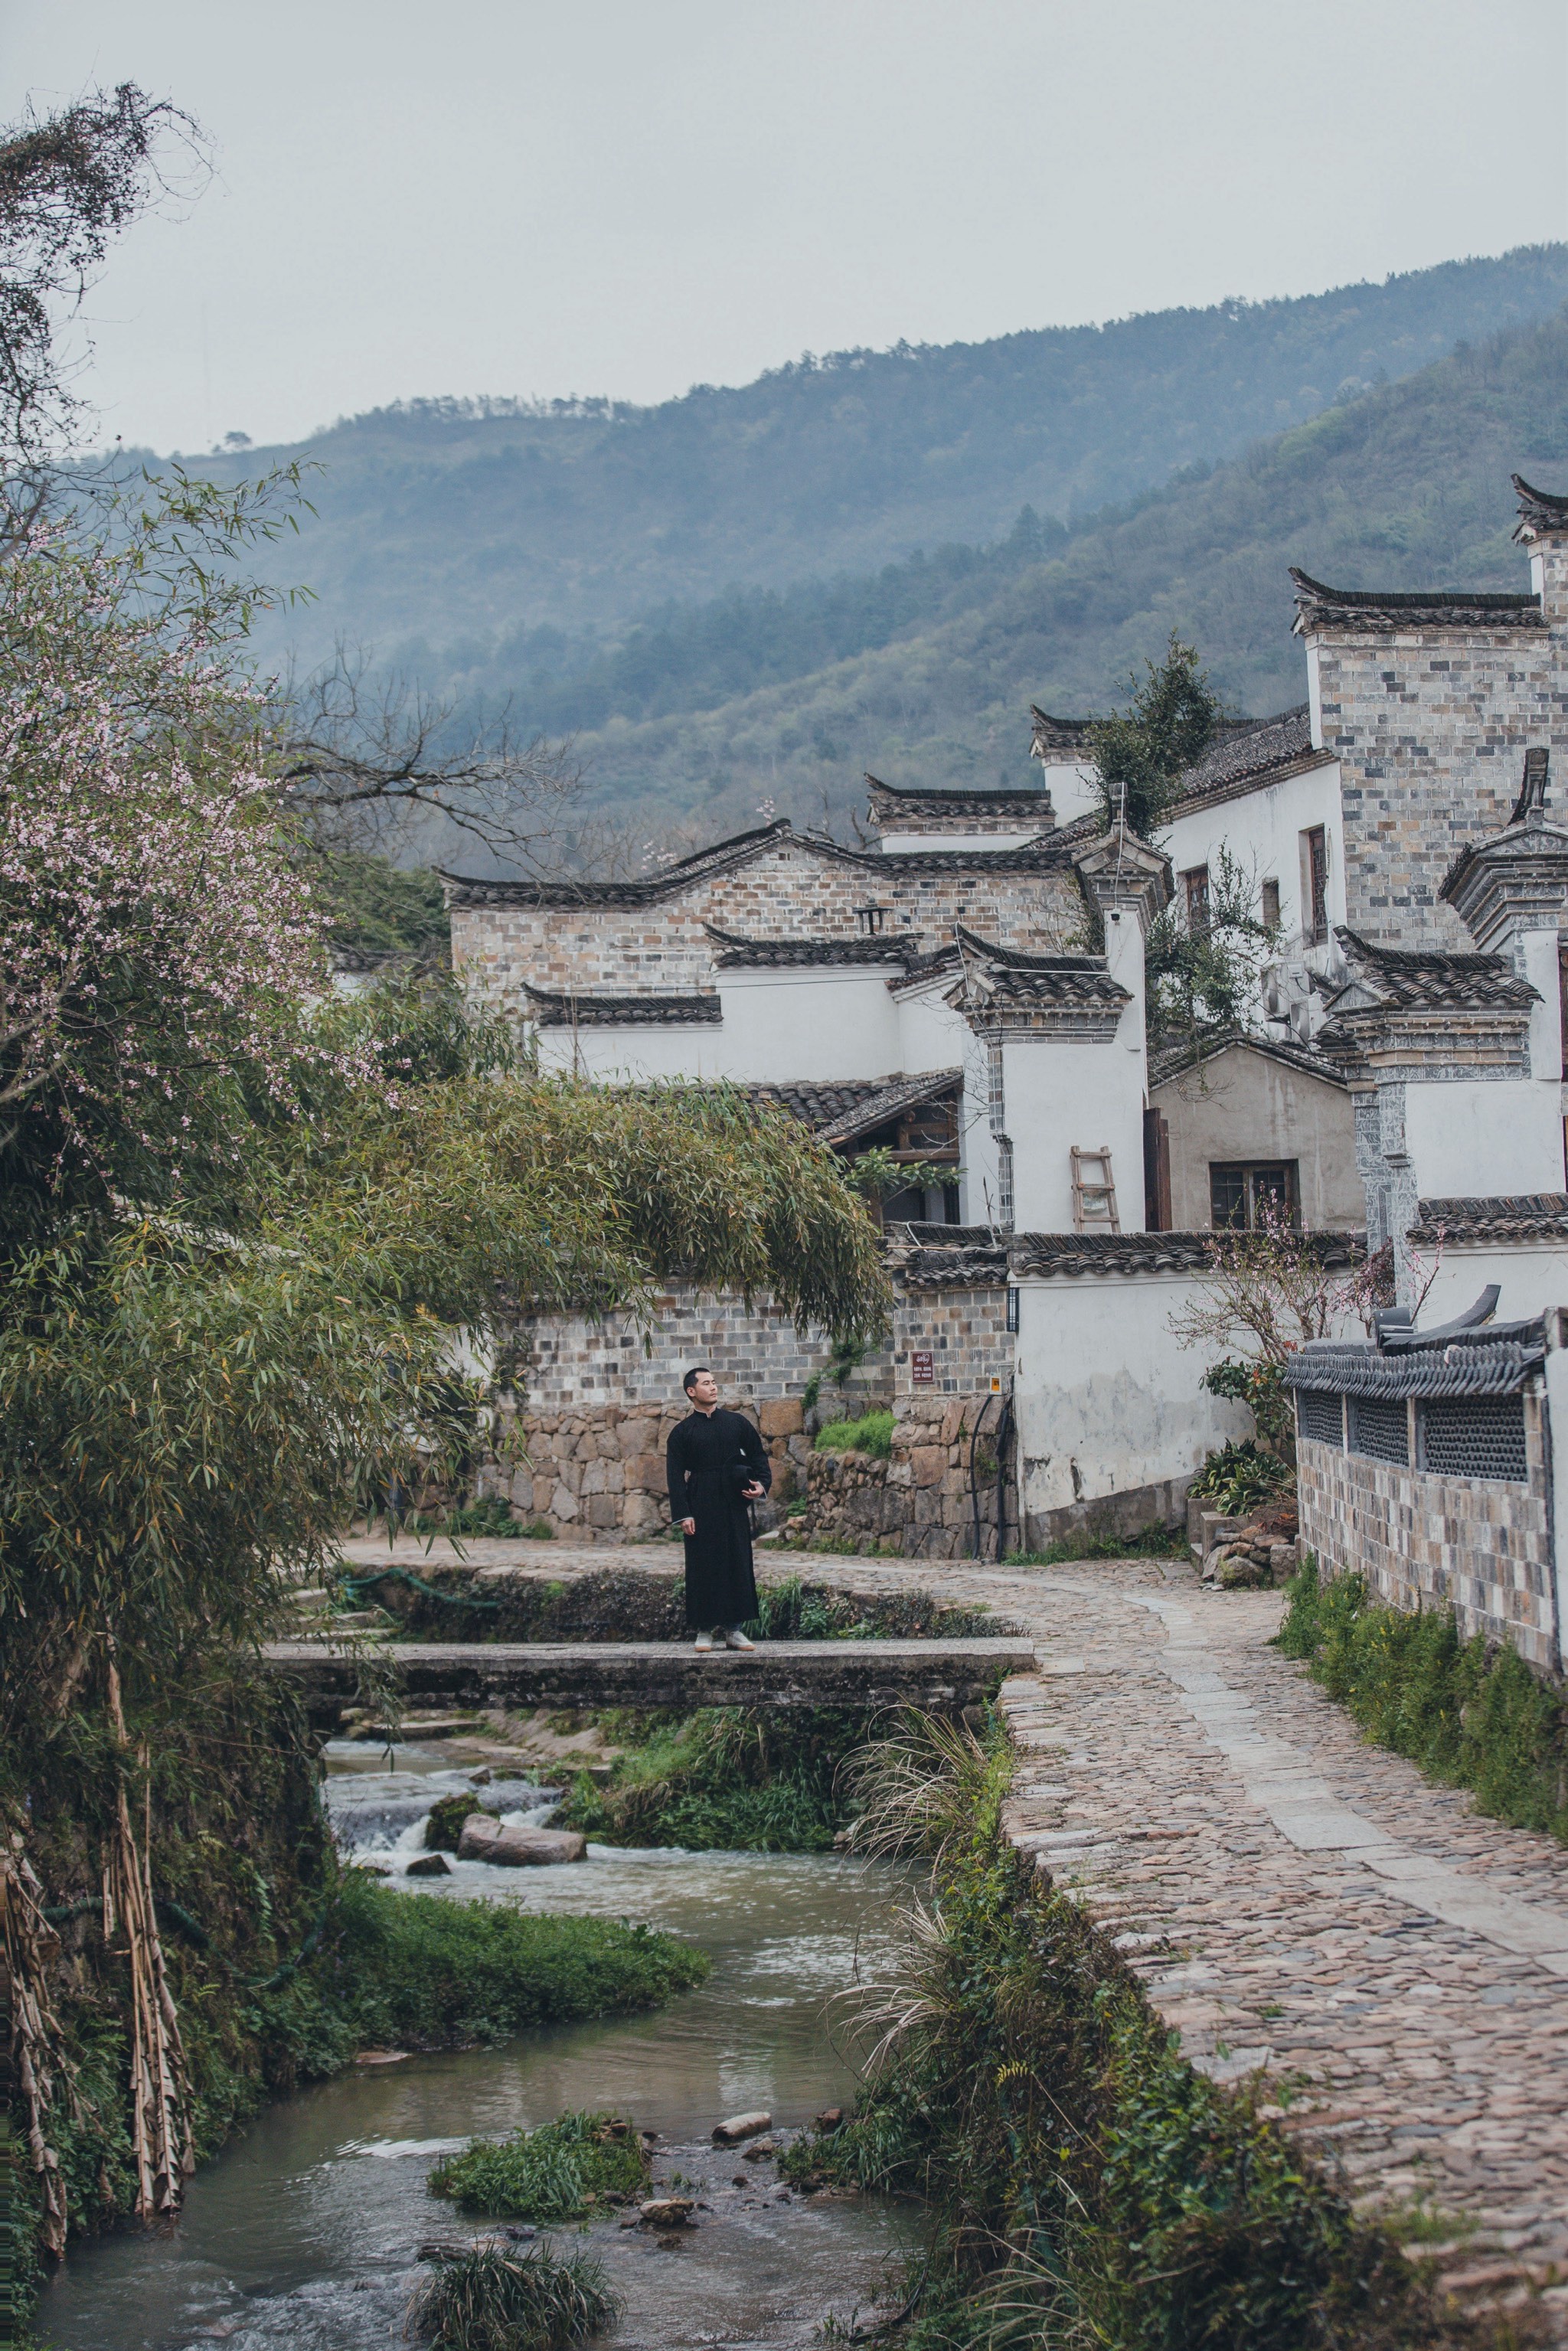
38, 1743, 920, 2351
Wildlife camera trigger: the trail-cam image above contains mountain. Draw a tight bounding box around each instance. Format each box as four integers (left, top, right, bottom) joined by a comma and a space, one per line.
193, 246, 1567, 679
538, 308, 1568, 844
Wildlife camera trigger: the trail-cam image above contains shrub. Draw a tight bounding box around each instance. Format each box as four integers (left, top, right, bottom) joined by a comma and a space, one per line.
407, 2242, 619, 2351
1278, 1555, 1568, 1841
814, 1409, 894, 1458
429, 2110, 648, 2220
556, 1705, 867, 1852
1187, 1438, 1295, 1517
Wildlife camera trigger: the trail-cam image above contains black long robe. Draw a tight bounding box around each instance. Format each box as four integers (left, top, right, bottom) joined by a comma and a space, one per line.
666, 1406, 772, 1629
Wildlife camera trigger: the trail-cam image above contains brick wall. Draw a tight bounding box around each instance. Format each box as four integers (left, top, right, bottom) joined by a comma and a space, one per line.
1296, 1399, 1557, 1672
1310, 622, 1568, 951
891, 1282, 1013, 1397
515, 1278, 893, 1412
452, 838, 1083, 1009
792, 1391, 1020, 1562
477, 1393, 812, 1544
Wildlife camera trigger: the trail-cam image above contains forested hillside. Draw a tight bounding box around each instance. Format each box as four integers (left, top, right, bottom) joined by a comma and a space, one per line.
195, 247, 1566, 674
474, 310, 1568, 847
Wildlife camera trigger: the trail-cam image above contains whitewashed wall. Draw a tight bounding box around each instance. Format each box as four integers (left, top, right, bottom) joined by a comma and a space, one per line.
1414, 1242, 1568, 1326
1164, 759, 1344, 949
1011, 1269, 1253, 1535
1403, 1079, 1566, 1200
533, 1026, 716, 1080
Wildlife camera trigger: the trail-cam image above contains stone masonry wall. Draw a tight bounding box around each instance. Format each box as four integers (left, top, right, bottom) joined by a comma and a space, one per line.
1312, 614, 1568, 951
475, 1393, 812, 1545
1295, 1396, 1557, 1672
452, 838, 1083, 1007
792, 1391, 1020, 1562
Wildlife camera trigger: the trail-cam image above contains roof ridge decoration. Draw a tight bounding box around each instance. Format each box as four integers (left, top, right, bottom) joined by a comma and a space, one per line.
1513, 474, 1568, 540
949, 923, 1130, 1026
1289, 566, 1541, 636
1011, 1229, 1365, 1279
865, 772, 1054, 815
443, 815, 1078, 907
704, 922, 921, 969
522, 984, 723, 1028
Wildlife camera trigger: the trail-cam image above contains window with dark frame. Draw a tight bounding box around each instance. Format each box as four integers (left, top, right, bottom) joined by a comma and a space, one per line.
1261, 877, 1281, 931
996, 1138, 1014, 1229
854, 903, 887, 935
1209, 1161, 1299, 1229
1182, 864, 1211, 934
1302, 826, 1328, 945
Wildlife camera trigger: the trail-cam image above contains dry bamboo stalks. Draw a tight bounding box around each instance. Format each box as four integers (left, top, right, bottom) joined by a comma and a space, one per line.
104, 1656, 196, 2219
0, 1842, 70, 2255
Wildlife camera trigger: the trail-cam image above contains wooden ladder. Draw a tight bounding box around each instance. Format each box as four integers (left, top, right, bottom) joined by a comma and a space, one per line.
1070, 1145, 1120, 1233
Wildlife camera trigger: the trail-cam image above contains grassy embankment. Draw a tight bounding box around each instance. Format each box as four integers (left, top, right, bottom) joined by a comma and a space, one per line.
781, 1719, 1508, 2350
553, 1575, 1002, 1852
5, 1667, 705, 2284
1278, 1555, 1568, 1843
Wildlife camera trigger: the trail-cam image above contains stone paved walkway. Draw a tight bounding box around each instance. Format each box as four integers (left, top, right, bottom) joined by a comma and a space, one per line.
771, 1549, 1568, 2335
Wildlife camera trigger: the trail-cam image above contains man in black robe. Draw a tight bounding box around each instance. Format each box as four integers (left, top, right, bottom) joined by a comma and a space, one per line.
666, 1366, 772, 1652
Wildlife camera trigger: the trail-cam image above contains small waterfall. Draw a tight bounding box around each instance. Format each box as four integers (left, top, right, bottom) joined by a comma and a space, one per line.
323, 1768, 562, 1870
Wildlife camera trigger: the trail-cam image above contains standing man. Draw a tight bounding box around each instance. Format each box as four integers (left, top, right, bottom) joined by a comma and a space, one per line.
667, 1367, 772, 1653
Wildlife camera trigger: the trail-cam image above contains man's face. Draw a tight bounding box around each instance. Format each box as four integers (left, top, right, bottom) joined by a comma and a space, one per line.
688, 1370, 719, 1409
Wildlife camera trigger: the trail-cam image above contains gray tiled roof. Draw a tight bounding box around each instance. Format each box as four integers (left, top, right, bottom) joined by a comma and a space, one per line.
1328, 931, 1539, 1014
1171, 707, 1318, 802
956, 926, 1129, 1010
1011, 1229, 1364, 1278
1514, 475, 1568, 536
443, 816, 1077, 909
1147, 1027, 1348, 1089
706, 923, 919, 969
1027, 707, 1092, 755
522, 985, 721, 1027
1290, 567, 1541, 634
867, 772, 1054, 821
1409, 1193, 1568, 1245
745, 1068, 961, 1140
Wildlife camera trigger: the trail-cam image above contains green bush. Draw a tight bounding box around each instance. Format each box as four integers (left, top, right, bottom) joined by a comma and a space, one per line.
429, 2110, 648, 2220
1187, 1438, 1294, 1517
407, 2242, 619, 2351
1278, 1556, 1568, 1840
814, 1408, 894, 1458
328, 1873, 709, 2045
410, 1495, 528, 1540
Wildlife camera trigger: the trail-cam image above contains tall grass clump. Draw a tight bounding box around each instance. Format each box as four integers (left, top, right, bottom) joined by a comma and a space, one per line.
814, 1409, 895, 1459
557, 1706, 866, 1851
408, 2242, 618, 2351
1278, 1555, 1568, 1841
782, 1714, 1497, 2349
429, 2111, 648, 2220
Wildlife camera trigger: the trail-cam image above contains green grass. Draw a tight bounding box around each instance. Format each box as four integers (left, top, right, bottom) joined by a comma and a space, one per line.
409, 1495, 530, 1540
556, 1704, 869, 1852
328, 1874, 709, 2046
813, 1408, 894, 1458
783, 1731, 1489, 2349
1008, 1520, 1188, 1566
407, 2241, 619, 2351
1186, 1439, 1295, 1517
429, 2110, 649, 2220
1277, 1554, 1568, 1842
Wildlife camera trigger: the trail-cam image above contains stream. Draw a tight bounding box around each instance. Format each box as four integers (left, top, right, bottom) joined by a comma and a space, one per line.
38, 1742, 920, 2351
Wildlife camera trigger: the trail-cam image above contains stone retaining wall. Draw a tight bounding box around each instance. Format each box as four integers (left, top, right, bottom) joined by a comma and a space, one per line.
789, 1392, 1020, 1562
475, 1395, 812, 1544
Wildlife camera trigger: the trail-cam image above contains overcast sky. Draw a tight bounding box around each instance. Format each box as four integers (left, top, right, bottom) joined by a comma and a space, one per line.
4, 0, 1566, 455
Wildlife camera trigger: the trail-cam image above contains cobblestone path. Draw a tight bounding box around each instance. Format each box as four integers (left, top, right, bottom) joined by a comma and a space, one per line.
777, 1549, 1568, 2336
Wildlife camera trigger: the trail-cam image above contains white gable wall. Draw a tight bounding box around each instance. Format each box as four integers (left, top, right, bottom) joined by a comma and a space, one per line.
531, 1025, 717, 1081
1403, 1078, 1566, 1201
715, 967, 903, 1082
1004, 1032, 1147, 1233
1163, 759, 1344, 951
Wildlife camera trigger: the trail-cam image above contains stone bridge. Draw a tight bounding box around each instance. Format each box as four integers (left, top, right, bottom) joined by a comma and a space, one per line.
266, 1634, 1036, 1725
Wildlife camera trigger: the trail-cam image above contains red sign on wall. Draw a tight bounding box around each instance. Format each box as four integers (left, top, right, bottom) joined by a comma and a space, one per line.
911, 1349, 935, 1385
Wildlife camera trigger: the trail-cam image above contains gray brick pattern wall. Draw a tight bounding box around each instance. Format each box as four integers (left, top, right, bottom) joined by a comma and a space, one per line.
1312, 621, 1568, 950
517, 1278, 893, 1410
1296, 1399, 1557, 1671
891, 1283, 1013, 1396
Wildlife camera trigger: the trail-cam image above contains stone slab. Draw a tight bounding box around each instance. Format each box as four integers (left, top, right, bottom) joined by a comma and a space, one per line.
266, 1634, 1036, 1716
